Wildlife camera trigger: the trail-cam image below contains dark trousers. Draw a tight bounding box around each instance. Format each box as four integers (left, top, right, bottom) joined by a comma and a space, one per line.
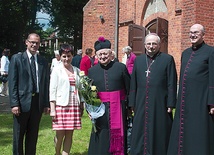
13, 94, 42, 155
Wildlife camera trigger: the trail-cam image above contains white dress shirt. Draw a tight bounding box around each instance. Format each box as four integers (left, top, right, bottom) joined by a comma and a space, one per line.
0, 55, 10, 74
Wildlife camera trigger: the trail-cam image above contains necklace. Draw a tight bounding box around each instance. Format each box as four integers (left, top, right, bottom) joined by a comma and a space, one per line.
145, 55, 155, 77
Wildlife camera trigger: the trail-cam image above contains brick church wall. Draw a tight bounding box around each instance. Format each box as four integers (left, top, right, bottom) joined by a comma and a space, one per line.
83, 0, 214, 74
82, 0, 116, 56
118, 0, 135, 61
181, 0, 214, 48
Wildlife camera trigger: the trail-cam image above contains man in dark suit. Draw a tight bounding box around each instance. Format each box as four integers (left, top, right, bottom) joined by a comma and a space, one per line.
71, 49, 82, 68
8, 33, 50, 155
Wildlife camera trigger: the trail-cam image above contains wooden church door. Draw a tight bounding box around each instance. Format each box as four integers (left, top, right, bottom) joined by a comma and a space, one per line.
128, 17, 168, 55
128, 24, 145, 56
156, 17, 168, 53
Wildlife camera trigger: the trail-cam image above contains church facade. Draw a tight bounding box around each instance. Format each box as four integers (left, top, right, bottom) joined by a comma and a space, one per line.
82, 0, 214, 71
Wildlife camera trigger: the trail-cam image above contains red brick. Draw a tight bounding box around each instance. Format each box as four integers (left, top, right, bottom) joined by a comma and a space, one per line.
83, 0, 214, 76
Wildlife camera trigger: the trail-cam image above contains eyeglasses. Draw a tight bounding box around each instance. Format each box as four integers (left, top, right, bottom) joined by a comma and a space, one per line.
189, 31, 201, 35
27, 40, 39, 45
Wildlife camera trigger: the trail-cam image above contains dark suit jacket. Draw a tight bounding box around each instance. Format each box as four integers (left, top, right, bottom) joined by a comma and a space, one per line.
71, 54, 82, 68
8, 51, 50, 112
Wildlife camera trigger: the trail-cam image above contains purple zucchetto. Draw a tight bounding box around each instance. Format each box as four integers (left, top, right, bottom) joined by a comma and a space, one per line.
94, 36, 111, 52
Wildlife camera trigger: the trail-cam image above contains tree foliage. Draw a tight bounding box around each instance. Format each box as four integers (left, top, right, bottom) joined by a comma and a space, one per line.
50, 0, 88, 50
0, 0, 87, 55
0, 0, 51, 54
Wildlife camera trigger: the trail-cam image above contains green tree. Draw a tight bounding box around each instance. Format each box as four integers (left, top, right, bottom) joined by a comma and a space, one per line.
0, 0, 51, 54
50, 0, 88, 51
0, 0, 87, 56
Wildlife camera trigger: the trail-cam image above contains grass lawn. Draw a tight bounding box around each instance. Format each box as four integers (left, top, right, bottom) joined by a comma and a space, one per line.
0, 111, 91, 155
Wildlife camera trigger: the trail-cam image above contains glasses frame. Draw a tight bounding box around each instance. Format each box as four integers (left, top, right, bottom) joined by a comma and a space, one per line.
27, 40, 40, 45
189, 31, 201, 36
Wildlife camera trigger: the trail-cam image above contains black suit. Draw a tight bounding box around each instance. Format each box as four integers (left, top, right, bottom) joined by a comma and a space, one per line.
8, 51, 50, 155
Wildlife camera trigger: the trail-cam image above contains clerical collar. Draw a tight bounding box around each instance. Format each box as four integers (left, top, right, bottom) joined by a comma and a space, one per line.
192, 41, 204, 51
100, 60, 112, 67
100, 61, 114, 68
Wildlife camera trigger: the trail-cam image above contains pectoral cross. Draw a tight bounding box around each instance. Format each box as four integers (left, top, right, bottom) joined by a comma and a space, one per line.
145, 68, 150, 77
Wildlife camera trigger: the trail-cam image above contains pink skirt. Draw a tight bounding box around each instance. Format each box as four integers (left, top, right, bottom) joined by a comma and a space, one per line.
52, 104, 82, 130
52, 76, 82, 130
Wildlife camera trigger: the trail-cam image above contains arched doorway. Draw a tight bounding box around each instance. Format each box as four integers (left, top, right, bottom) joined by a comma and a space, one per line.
146, 17, 168, 53
128, 18, 168, 55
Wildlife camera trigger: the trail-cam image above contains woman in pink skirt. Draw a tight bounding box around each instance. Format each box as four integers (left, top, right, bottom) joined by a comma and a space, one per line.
49, 44, 84, 155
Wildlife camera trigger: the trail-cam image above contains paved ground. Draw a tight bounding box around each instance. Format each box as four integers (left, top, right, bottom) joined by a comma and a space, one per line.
0, 95, 11, 113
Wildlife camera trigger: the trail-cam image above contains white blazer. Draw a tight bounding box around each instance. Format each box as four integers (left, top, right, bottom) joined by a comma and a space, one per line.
50, 58, 61, 73
49, 64, 82, 106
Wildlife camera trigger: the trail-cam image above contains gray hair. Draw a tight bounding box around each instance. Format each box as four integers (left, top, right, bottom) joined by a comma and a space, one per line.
201, 27, 205, 33
77, 49, 82, 55
144, 33, 161, 43
112, 51, 116, 56
122, 46, 132, 52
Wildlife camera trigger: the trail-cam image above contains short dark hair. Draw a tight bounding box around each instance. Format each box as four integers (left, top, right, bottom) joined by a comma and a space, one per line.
85, 48, 93, 55
27, 33, 40, 40
2, 48, 10, 56
59, 44, 74, 56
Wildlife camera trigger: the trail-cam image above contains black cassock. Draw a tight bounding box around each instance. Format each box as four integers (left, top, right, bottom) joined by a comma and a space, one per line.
129, 52, 177, 155
87, 61, 130, 155
168, 43, 214, 155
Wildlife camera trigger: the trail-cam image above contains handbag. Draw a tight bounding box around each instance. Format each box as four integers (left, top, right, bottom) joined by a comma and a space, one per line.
0, 74, 8, 83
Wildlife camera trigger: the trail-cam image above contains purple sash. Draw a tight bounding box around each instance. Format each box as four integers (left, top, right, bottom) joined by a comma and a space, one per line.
98, 90, 126, 155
